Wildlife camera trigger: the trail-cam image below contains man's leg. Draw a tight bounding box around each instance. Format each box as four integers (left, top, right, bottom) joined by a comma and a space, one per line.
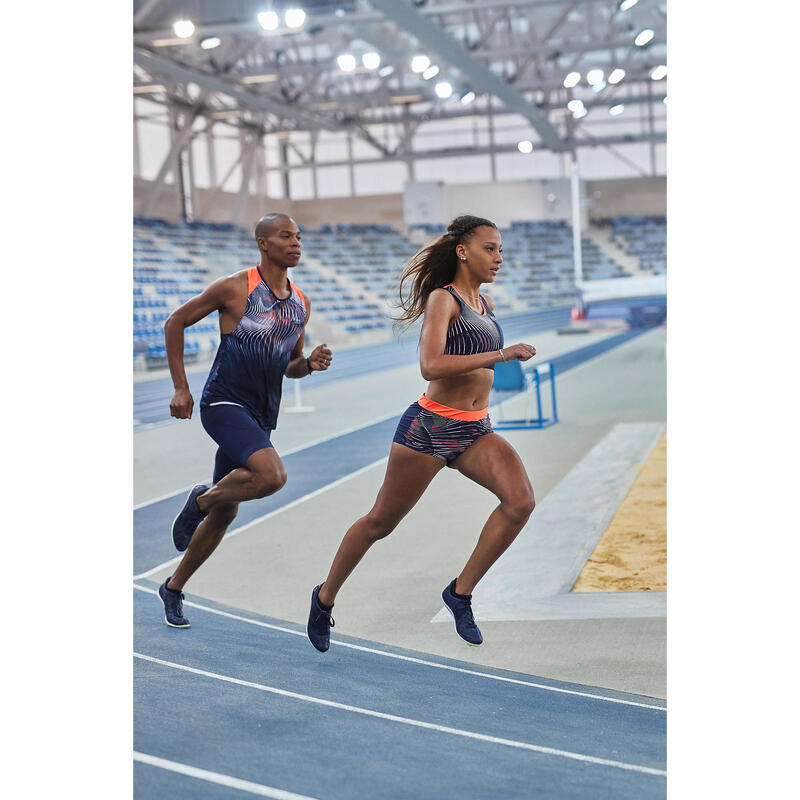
172, 405, 285, 552
196, 446, 287, 514
167, 446, 285, 592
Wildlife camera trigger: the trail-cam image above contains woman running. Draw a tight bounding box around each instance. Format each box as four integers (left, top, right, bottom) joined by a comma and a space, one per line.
307, 215, 537, 650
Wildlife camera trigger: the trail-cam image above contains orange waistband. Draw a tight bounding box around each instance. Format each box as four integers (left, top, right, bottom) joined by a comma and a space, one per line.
418, 394, 489, 421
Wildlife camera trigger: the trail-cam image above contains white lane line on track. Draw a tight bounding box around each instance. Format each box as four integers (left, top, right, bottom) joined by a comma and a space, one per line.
133, 456, 390, 579
132, 584, 665, 712
134, 752, 319, 799
133, 409, 404, 510
134, 653, 665, 777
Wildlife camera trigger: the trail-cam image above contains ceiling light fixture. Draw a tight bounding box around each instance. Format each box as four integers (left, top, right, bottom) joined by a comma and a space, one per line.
257, 11, 279, 30
173, 20, 195, 38
434, 81, 453, 99
337, 54, 356, 72
517, 140, 533, 154
609, 104, 625, 116
608, 68, 626, 84
460, 91, 476, 105
422, 65, 440, 80
362, 52, 381, 70
635, 29, 655, 46
586, 69, 604, 86
285, 9, 306, 28
567, 99, 585, 113
618, 0, 640, 10
650, 64, 667, 80
378, 65, 395, 77
563, 71, 581, 88
411, 54, 431, 73
200, 36, 221, 50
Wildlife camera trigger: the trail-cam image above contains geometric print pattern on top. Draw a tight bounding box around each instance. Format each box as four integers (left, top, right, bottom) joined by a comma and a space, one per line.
443, 284, 503, 368
393, 402, 493, 463
200, 267, 307, 431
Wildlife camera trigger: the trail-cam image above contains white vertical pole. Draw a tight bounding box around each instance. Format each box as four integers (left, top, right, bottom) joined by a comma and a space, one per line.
570, 157, 583, 287
285, 379, 314, 413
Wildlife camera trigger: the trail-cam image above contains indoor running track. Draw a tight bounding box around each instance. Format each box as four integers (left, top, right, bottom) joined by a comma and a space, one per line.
134, 584, 666, 799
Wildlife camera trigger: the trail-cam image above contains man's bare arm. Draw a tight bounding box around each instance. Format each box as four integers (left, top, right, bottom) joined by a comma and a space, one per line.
164, 275, 241, 419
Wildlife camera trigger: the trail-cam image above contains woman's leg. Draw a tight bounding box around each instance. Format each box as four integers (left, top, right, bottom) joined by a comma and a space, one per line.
448, 433, 536, 595
317, 443, 445, 606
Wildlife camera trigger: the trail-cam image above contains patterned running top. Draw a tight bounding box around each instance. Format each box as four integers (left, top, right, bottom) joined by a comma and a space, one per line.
200, 266, 307, 430
443, 284, 504, 369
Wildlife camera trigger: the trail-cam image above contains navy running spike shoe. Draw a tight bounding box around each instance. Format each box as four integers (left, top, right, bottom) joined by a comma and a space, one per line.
307, 584, 335, 652
159, 578, 190, 628
442, 579, 482, 646
171, 484, 209, 551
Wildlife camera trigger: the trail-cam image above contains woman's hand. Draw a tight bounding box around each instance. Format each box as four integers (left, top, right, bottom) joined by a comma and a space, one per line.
503, 343, 537, 362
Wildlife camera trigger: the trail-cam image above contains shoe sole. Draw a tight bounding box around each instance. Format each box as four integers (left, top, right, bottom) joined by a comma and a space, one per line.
159, 586, 191, 628
171, 487, 208, 552
442, 603, 482, 647
171, 511, 191, 552
307, 630, 329, 652
163, 615, 190, 629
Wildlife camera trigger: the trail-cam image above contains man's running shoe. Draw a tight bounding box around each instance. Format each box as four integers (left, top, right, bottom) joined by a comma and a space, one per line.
158, 578, 190, 628
171, 484, 209, 551
441, 579, 482, 646
307, 584, 335, 652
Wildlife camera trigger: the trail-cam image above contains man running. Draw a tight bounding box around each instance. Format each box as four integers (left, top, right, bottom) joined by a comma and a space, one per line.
158, 213, 332, 627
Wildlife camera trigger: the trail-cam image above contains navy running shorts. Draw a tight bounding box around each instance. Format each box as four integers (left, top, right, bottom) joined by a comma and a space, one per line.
200, 403, 274, 483
392, 398, 492, 464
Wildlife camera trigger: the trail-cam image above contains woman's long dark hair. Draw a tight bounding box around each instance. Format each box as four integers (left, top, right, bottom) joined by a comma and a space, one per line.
395, 215, 497, 328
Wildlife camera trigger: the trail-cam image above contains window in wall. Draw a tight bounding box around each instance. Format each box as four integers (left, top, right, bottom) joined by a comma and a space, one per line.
316, 165, 352, 198
135, 99, 171, 182
215, 133, 243, 192
315, 131, 349, 163
289, 168, 314, 200
417, 155, 492, 184
353, 161, 407, 195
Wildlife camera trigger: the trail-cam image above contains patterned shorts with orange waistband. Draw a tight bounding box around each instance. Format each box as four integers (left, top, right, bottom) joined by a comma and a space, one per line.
392, 395, 493, 464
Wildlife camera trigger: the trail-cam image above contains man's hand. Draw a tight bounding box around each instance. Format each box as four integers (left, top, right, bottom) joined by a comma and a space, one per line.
309, 344, 333, 372
170, 387, 194, 419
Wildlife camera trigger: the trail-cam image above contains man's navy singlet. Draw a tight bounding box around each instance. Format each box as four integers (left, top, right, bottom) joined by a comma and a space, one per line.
200, 267, 307, 431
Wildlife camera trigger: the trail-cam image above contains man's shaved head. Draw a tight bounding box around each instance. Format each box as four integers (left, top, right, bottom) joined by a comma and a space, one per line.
254, 213, 295, 241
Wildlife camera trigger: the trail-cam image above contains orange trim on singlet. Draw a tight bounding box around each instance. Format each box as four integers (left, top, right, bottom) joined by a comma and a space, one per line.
445, 283, 487, 315
292, 283, 306, 310
418, 394, 489, 421
247, 267, 262, 296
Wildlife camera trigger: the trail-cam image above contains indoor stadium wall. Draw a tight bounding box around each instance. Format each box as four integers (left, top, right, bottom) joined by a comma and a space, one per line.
585, 176, 666, 218
134, 175, 665, 231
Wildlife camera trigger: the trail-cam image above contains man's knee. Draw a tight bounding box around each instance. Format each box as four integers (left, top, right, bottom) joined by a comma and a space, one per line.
209, 502, 239, 527
252, 467, 287, 498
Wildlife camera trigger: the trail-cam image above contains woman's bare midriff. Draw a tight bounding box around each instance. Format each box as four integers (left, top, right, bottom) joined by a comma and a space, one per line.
425, 368, 494, 411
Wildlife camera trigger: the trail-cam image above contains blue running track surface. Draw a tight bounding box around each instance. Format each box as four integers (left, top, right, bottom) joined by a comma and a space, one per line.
134, 586, 666, 800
